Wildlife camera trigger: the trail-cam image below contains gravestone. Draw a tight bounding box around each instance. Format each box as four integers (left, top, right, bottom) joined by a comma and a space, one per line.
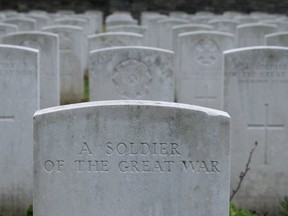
4, 17, 36, 31
158, 18, 189, 50
105, 12, 137, 28
208, 19, 239, 34
27, 14, 49, 30
172, 24, 214, 51
224, 47, 288, 215
89, 46, 174, 101
2, 31, 60, 108
0, 45, 39, 216
106, 25, 148, 45
145, 15, 167, 47
236, 23, 278, 48
265, 32, 288, 46
0, 23, 18, 42
34, 100, 231, 216
88, 32, 143, 52
43, 25, 84, 104
176, 31, 235, 109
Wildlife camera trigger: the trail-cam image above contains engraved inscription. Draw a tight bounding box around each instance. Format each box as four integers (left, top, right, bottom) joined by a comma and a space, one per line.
247, 104, 284, 165
43, 142, 222, 174
112, 59, 152, 98
225, 61, 288, 84
194, 38, 219, 65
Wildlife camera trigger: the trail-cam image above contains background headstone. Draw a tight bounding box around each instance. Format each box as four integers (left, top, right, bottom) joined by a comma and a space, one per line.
224, 47, 288, 215
89, 46, 174, 101
0, 45, 39, 216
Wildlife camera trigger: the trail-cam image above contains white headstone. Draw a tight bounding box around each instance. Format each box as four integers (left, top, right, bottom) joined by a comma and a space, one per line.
0, 45, 39, 216
236, 23, 278, 47
158, 18, 190, 50
106, 25, 148, 44
224, 47, 288, 215
4, 17, 36, 31
0, 23, 18, 42
176, 31, 235, 109
265, 32, 288, 46
2, 31, 60, 108
34, 100, 231, 216
89, 46, 174, 101
88, 32, 144, 52
208, 19, 239, 34
43, 25, 84, 104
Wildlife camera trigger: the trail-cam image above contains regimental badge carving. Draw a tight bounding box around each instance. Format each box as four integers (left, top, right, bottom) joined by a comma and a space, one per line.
20, 39, 42, 50
112, 59, 152, 99
194, 38, 220, 65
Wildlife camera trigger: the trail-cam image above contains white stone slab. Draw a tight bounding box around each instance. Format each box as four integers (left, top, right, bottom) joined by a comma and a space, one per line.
2, 31, 60, 108
27, 14, 49, 30
43, 25, 84, 104
105, 12, 137, 28
106, 25, 148, 44
236, 23, 278, 47
145, 15, 167, 47
88, 32, 144, 52
0, 23, 18, 42
265, 32, 288, 46
208, 19, 239, 34
158, 18, 190, 50
176, 31, 235, 109
172, 24, 214, 51
4, 17, 36, 31
224, 46, 288, 215
0, 45, 39, 216
34, 100, 230, 216
89, 46, 174, 101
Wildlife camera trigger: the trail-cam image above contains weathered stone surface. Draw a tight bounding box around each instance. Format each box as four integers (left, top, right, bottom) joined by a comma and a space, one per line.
0, 45, 39, 216
176, 31, 235, 109
224, 47, 288, 215
2, 31, 60, 108
34, 100, 230, 216
89, 46, 174, 101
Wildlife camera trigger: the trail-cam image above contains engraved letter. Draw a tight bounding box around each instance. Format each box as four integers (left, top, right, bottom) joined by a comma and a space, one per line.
116, 142, 127, 155
44, 160, 54, 172
106, 142, 113, 155
211, 161, 220, 173
119, 161, 128, 172
79, 142, 92, 155
56, 160, 64, 172
101, 160, 109, 172
164, 161, 174, 172
160, 143, 168, 155
74, 160, 85, 172
141, 143, 150, 155
170, 143, 181, 155
88, 160, 100, 172
182, 161, 195, 172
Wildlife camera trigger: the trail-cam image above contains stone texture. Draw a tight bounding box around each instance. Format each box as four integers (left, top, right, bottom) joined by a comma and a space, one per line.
2, 31, 60, 108
236, 23, 278, 47
0, 45, 39, 216
43, 25, 84, 104
34, 100, 230, 216
176, 31, 235, 109
89, 46, 174, 101
88, 32, 144, 52
224, 47, 288, 215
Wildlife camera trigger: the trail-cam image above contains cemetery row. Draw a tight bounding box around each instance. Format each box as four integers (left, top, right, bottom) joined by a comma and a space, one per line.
0, 9, 287, 216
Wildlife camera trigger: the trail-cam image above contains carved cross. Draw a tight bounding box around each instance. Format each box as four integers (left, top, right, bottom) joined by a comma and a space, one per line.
195, 85, 216, 106
247, 103, 284, 165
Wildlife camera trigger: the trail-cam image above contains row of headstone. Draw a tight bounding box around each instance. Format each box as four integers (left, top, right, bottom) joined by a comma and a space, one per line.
1, 9, 288, 216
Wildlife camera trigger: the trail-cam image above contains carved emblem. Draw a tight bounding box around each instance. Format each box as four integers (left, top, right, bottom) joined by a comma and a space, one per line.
194, 38, 219, 65
112, 59, 152, 98
20, 39, 41, 50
